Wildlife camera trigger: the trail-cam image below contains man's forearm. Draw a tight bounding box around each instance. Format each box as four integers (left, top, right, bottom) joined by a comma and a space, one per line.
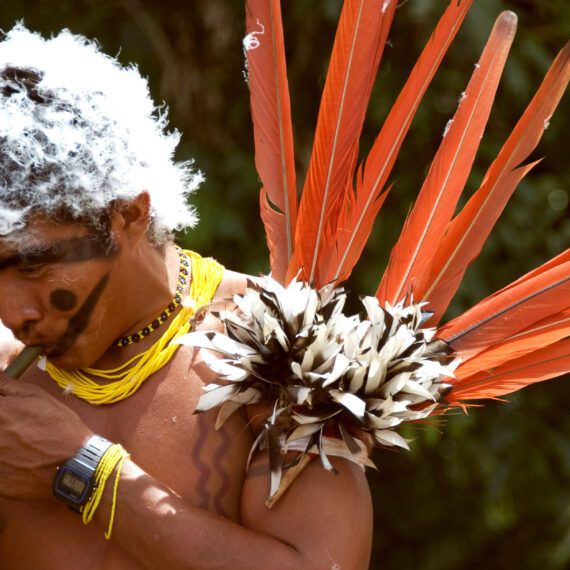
95, 460, 307, 570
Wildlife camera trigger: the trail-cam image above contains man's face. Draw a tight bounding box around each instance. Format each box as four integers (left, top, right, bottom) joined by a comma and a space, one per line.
0, 216, 124, 368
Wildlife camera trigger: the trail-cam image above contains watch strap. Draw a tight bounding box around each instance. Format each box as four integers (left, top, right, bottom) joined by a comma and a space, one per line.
71, 435, 113, 476
53, 435, 113, 512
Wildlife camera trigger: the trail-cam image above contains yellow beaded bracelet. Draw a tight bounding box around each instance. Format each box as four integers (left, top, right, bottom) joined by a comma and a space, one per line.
81, 443, 130, 540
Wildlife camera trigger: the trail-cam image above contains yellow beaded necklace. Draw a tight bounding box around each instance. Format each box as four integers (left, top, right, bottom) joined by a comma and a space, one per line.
44, 251, 224, 405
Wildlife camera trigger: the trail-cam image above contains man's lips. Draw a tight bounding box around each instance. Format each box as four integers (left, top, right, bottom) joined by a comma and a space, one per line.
18, 336, 57, 355
42, 340, 72, 358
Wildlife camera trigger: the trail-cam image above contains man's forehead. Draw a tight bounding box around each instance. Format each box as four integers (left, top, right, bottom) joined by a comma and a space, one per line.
0, 233, 118, 269
0, 230, 48, 261
0, 217, 84, 250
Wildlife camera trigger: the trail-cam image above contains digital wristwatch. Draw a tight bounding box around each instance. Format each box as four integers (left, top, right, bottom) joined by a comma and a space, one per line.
53, 435, 112, 512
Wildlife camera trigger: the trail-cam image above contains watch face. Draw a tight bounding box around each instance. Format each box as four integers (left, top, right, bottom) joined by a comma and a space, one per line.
56, 467, 90, 502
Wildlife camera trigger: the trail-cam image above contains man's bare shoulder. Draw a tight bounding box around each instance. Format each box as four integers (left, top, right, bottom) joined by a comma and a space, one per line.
215, 269, 259, 298
208, 268, 263, 312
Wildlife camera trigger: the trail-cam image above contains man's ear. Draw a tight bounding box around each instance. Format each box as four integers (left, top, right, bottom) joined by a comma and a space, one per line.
110, 192, 151, 244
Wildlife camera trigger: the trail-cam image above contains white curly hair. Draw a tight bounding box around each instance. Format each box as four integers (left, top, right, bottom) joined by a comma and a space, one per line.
0, 24, 199, 244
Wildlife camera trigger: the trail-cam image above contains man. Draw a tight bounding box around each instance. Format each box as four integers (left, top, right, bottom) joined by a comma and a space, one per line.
0, 25, 372, 569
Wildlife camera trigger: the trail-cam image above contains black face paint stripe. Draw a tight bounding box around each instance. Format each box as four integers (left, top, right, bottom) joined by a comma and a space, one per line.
0, 235, 120, 271
49, 273, 110, 358
50, 289, 78, 312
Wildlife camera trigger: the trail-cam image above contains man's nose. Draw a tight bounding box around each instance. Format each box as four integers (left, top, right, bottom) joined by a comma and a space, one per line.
0, 281, 43, 336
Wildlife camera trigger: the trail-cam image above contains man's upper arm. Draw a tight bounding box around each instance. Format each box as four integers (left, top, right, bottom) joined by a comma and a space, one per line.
241, 451, 373, 569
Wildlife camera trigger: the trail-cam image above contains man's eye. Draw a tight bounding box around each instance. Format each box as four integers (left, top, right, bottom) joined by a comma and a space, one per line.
19, 263, 46, 276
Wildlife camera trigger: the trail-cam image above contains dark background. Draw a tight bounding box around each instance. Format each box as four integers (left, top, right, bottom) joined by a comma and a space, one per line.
1, 1, 569, 568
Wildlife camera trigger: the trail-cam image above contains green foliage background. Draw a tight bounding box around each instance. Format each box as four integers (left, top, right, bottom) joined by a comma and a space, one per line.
2, 1, 568, 567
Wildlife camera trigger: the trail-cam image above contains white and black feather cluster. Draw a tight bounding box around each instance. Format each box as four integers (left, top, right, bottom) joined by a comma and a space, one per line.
178, 276, 458, 499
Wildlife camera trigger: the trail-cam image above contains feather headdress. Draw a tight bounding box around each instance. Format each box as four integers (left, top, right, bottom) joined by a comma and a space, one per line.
178, 0, 570, 504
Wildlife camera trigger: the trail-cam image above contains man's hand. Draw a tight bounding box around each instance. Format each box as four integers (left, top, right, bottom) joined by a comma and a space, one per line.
0, 376, 92, 501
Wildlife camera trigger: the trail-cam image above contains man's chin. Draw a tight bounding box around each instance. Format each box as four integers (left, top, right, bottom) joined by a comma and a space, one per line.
45, 346, 91, 370
45, 342, 109, 370
46, 353, 84, 369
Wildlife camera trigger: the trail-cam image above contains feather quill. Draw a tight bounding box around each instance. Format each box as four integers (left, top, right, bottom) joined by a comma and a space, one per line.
289, 0, 397, 286
376, 11, 517, 305
422, 41, 570, 323
245, 0, 297, 283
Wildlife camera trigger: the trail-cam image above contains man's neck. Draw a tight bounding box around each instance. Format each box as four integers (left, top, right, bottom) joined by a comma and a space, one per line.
85, 241, 182, 372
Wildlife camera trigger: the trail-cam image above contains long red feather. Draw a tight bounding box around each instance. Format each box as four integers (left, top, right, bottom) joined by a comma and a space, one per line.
376, 11, 517, 305
289, 0, 397, 286
438, 250, 570, 360
452, 308, 570, 380
245, 0, 297, 284
422, 41, 570, 323
446, 338, 570, 401
325, 0, 475, 286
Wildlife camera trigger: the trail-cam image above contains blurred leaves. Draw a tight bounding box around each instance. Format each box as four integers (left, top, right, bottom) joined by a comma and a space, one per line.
1, 1, 568, 568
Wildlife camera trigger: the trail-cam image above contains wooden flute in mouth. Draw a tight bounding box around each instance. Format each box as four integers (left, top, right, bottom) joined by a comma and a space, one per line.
4, 345, 44, 379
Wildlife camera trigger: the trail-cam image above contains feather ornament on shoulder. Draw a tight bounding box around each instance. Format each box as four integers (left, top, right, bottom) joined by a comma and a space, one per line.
184, 0, 569, 504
